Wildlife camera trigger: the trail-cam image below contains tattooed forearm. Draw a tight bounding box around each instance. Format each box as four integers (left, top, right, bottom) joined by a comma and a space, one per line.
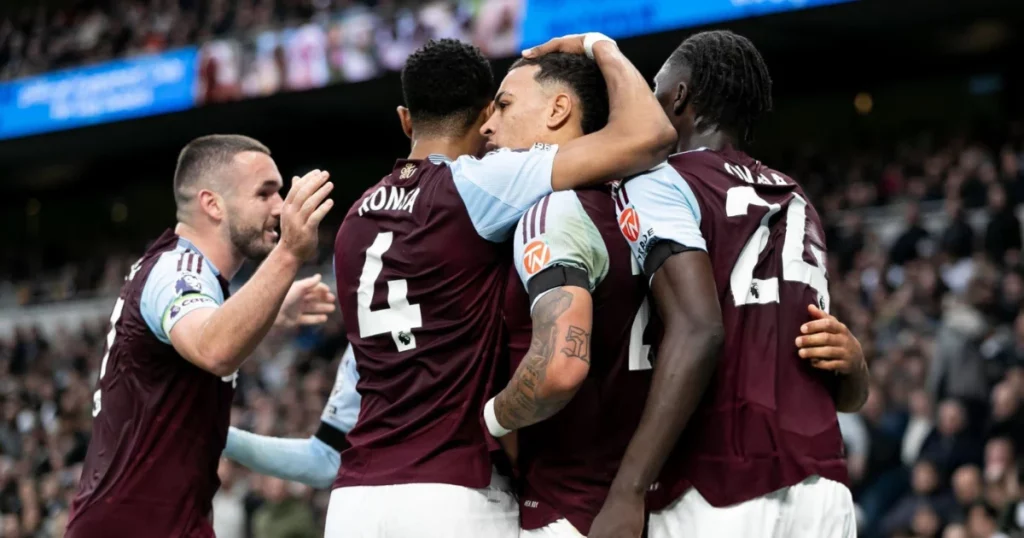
494, 289, 592, 432
562, 326, 590, 364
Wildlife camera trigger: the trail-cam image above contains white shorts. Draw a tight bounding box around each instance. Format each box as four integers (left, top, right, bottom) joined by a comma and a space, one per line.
648, 475, 855, 538
324, 468, 519, 538
519, 518, 585, 537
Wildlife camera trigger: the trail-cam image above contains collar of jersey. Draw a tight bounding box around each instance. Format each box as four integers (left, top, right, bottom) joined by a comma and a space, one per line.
427, 154, 451, 164
176, 237, 222, 276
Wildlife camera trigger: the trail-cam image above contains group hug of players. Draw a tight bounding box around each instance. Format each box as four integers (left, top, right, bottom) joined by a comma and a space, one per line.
61, 30, 871, 538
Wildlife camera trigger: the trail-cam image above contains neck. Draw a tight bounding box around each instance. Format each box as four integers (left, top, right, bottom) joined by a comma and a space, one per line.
174, 221, 244, 279
545, 124, 584, 148
680, 126, 738, 154
408, 134, 477, 162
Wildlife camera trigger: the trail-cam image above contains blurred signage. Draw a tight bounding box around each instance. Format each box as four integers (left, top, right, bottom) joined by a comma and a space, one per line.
0, 0, 856, 140
520, 0, 857, 48
0, 47, 198, 140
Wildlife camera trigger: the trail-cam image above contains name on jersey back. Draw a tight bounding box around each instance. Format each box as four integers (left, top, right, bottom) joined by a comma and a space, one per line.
724, 163, 790, 186
358, 185, 421, 217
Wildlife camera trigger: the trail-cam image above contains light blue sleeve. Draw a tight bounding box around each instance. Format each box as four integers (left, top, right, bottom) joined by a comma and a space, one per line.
223, 428, 340, 489
614, 162, 706, 273
320, 345, 360, 433
140, 251, 225, 344
512, 191, 610, 304
449, 143, 558, 242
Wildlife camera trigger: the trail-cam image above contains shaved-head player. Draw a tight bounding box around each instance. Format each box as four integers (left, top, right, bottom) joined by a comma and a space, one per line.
590, 30, 868, 538
66, 135, 335, 538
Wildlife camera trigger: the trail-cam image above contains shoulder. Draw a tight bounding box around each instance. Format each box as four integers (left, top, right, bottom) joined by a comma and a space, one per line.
144, 248, 222, 299
516, 190, 587, 245
618, 162, 700, 213
140, 247, 225, 319
450, 143, 559, 177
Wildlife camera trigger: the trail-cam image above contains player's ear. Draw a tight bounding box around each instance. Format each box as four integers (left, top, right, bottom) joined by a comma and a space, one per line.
397, 106, 414, 139
673, 82, 689, 117
197, 189, 225, 222
546, 92, 572, 131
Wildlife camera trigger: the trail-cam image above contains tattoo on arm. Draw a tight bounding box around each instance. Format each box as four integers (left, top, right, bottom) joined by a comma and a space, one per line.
494, 289, 590, 431
562, 326, 590, 364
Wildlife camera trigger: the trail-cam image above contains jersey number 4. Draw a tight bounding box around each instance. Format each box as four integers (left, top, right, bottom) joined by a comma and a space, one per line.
727, 186, 829, 310
358, 232, 423, 352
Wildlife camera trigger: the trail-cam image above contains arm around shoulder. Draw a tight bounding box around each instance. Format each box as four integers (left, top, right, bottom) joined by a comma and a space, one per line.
549, 41, 677, 191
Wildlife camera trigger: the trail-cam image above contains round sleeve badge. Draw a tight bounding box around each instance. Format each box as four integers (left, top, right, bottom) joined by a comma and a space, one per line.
522, 240, 551, 276
618, 208, 640, 242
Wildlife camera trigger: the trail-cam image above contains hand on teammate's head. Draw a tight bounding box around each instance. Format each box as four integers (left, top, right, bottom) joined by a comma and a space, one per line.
522, 34, 593, 58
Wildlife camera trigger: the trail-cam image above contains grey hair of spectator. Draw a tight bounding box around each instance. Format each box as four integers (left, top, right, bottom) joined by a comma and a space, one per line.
172, 134, 271, 222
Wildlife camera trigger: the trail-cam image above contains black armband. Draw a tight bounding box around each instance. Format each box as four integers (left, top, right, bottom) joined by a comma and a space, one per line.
645, 240, 703, 277
314, 421, 351, 453
527, 265, 589, 305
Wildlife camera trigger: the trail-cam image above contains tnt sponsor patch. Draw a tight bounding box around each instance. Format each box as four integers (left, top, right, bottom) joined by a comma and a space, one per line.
522, 239, 551, 276
618, 207, 640, 242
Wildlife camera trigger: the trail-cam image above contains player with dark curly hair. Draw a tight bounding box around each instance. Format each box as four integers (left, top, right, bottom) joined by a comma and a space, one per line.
327, 34, 675, 538
590, 30, 866, 538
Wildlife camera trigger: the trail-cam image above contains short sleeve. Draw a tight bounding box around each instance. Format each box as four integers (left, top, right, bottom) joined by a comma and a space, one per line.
320, 345, 361, 433
614, 162, 706, 275
512, 191, 609, 310
140, 251, 225, 344
449, 143, 558, 242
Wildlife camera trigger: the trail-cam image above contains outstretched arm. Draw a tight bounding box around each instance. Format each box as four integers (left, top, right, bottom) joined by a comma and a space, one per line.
223, 427, 341, 489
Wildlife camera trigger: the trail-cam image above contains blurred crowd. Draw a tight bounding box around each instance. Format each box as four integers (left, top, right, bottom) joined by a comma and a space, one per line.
793, 122, 1024, 212
827, 131, 1024, 537
0, 0, 521, 84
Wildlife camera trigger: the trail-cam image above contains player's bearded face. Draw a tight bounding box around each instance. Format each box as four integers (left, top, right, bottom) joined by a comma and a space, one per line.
226, 201, 278, 260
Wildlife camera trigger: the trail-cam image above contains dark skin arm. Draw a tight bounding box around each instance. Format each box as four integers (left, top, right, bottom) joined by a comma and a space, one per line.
493, 287, 593, 431
796, 304, 869, 413
589, 251, 724, 538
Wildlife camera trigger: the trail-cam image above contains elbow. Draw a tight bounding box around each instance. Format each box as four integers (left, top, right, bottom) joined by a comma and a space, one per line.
696, 320, 725, 371
543, 358, 590, 400
650, 121, 678, 162
198, 352, 239, 378
626, 121, 676, 166
192, 338, 241, 377
669, 317, 724, 374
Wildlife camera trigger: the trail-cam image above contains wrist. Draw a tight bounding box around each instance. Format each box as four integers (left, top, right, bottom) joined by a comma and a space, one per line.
484, 397, 512, 438
608, 478, 647, 499
270, 244, 303, 273
583, 32, 615, 59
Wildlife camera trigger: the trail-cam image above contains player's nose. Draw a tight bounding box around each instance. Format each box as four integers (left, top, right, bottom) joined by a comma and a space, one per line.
270, 193, 284, 216
480, 116, 496, 138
